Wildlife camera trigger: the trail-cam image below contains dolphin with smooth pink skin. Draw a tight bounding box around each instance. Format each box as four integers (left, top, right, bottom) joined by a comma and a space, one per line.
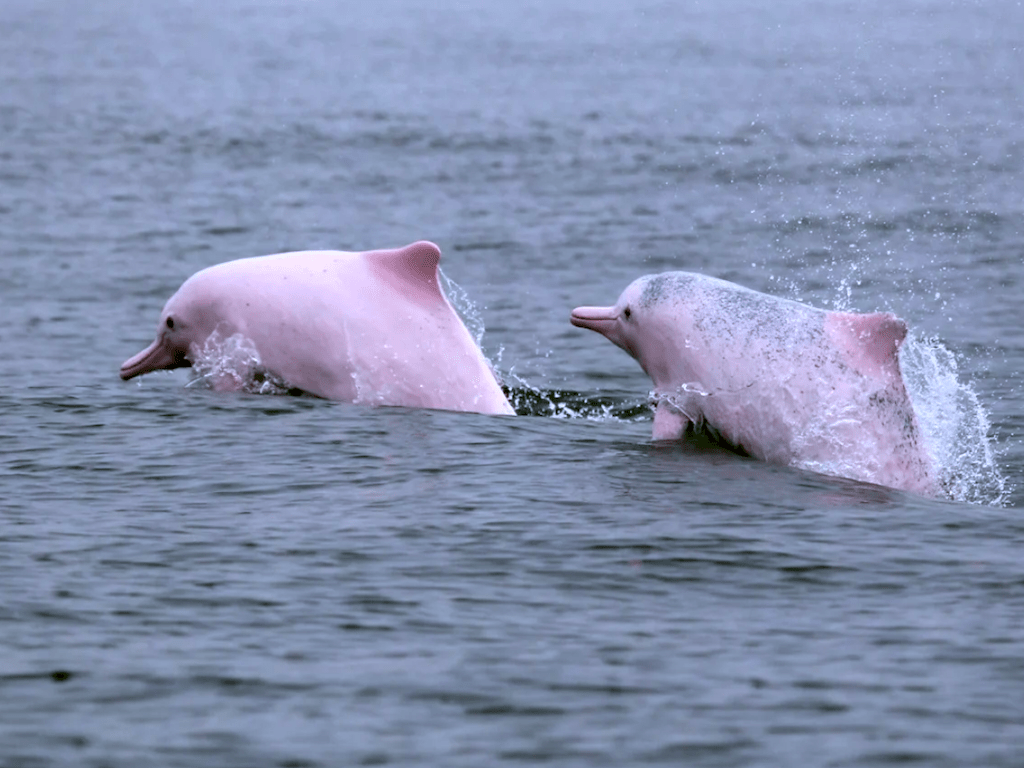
120, 241, 514, 415
571, 272, 941, 496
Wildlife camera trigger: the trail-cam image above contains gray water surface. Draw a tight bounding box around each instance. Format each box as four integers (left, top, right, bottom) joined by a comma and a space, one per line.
2, 1, 1024, 766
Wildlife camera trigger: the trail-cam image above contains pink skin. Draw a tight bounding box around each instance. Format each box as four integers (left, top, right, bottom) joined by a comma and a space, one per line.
572, 272, 940, 497
121, 241, 514, 416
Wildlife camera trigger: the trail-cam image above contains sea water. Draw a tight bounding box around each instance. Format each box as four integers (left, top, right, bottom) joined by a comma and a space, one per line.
2, 0, 1023, 765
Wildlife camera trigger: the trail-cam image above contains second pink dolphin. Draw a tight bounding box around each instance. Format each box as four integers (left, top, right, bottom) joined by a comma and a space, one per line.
571, 272, 940, 496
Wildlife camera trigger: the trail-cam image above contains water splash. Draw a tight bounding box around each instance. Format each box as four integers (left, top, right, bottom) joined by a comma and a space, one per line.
439, 268, 486, 348
437, 267, 512, 389
187, 330, 298, 396
503, 372, 649, 421
899, 333, 1008, 506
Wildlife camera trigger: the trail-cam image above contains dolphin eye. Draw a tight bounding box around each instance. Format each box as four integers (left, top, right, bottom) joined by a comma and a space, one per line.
623, 306, 632, 320
166, 317, 175, 329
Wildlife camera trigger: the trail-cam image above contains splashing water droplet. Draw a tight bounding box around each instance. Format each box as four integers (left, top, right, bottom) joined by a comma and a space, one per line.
438, 268, 486, 348
899, 333, 1009, 505
187, 330, 296, 396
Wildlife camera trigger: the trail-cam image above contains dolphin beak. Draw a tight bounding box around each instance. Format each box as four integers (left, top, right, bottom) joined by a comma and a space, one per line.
570, 305, 618, 335
120, 338, 177, 380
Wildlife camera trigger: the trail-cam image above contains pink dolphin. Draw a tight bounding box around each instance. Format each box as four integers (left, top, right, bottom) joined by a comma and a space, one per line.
120, 241, 514, 415
571, 272, 940, 496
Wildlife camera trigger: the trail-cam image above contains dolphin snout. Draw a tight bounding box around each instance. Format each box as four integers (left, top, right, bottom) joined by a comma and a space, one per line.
570, 305, 617, 332
120, 338, 179, 380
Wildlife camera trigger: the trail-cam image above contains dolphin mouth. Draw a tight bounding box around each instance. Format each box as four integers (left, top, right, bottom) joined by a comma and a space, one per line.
570, 305, 618, 333
120, 338, 183, 380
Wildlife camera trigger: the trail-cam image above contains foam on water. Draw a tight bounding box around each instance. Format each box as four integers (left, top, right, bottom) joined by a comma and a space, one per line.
503, 373, 650, 421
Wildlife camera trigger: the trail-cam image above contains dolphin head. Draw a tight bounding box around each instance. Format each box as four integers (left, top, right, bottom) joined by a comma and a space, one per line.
119, 276, 224, 381
571, 277, 652, 364
571, 274, 697, 388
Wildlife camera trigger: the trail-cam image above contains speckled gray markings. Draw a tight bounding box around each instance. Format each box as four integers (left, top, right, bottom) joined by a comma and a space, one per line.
573, 271, 940, 496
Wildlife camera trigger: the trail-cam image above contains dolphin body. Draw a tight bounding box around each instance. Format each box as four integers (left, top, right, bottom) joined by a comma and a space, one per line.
121, 241, 514, 416
572, 271, 939, 496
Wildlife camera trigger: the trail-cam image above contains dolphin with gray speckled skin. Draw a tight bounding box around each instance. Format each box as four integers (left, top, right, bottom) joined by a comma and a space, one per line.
571, 272, 940, 496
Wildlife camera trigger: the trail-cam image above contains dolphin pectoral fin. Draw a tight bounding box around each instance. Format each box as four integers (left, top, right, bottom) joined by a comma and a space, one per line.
652, 401, 689, 441
119, 338, 178, 380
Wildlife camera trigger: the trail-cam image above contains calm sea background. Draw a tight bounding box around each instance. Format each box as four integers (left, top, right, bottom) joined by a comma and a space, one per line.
2, 0, 1024, 765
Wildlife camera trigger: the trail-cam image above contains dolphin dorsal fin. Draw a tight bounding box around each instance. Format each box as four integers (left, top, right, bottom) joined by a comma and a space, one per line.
825, 311, 908, 381
364, 241, 444, 302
